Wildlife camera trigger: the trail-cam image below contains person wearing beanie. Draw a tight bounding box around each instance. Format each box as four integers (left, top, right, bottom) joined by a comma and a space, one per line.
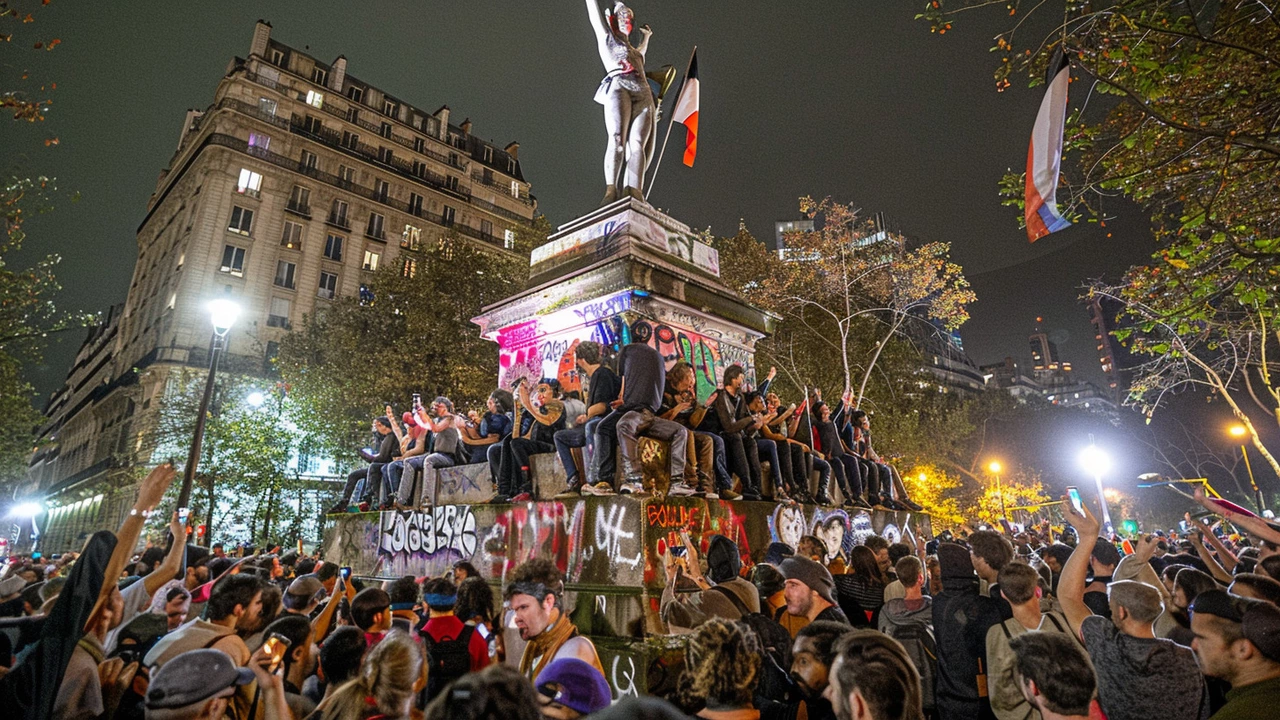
755, 563, 809, 637
779, 556, 850, 625
661, 534, 761, 632
931, 542, 1006, 720
536, 657, 613, 718
1190, 589, 1280, 719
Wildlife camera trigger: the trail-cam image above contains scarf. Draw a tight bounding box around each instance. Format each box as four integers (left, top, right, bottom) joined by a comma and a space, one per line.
519, 614, 578, 682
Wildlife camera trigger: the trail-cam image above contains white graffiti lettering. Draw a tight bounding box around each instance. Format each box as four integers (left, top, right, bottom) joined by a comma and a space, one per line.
611, 655, 639, 698
379, 507, 477, 559
594, 504, 642, 568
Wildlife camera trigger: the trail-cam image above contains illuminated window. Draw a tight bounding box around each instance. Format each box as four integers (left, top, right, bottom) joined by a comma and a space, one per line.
401, 258, 417, 278
402, 224, 422, 250
281, 221, 304, 250
504, 228, 516, 249
258, 97, 277, 117
306, 90, 324, 108
362, 249, 380, 271
511, 180, 520, 198
248, 132, 271, 150
236, 169, 262, 197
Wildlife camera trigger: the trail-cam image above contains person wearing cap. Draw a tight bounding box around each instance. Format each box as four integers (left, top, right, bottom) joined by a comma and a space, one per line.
144, 648, 255, 719
780, 556, 851, 625
661, 534, 760, 632
930, 541, 1005, 720
536, 657, 613, 719
282, 575, 325, 617
1059, 492, 1209, 720
1190, 589, 1280, 719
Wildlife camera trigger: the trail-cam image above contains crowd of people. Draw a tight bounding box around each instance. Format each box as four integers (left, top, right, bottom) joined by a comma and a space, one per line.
4, 454, 1280, 719
329, 341, 924, 513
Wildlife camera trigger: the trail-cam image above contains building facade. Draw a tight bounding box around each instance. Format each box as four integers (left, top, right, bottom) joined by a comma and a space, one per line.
23, 21, 537, 551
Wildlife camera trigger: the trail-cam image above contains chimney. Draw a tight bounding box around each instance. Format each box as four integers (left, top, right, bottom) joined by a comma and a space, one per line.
329, 55, 347, 92
504, 142, 520, 160
250, 20, 272, 58
434, 105, 450, 139
459, 118, 472, 136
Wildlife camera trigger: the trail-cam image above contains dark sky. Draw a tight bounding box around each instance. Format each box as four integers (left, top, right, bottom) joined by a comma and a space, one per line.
7, 1, 1157, 400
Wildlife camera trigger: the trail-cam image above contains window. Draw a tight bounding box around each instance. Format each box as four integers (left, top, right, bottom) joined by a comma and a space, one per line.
382, 98, 396, 116
274, 260, 297, 289
413, 137, 425, 153
449, 152, 459, 166
220, 245, 246, 276
402, 224, 422, 250
268, 297, 292, 328
374, 180, 389, 201
412, 160, 427, 179
303, 115, 323, 134
347, 86, 364, 102
248, 132, 271, 150
504, 228, 516, 249
452, 135, 467, 150
318, 271, 338, 299
236, 169, 262, 197
377, 147, 393, 165
228, 206, 254, 235
480, 219, 493, 239
306, 90, 324, 108
300, 150, 318, 170
507, 158, 516, 174
270, 49, 286, 67
281, 221, 304, 250
342, 130, 360, 150
362, 249, 380, 271
287, 185, 310, 214
445, 176, 459, 192
312, 66, 328, 85
338, 165, 356, 184
408, 192, 424, 216
402, 258, 417, 278
346, 106, 360, 123
380, 122, 392, 139
441, 205, 456, 226
329, 199, 349, 227
484, 146, 494, 163
511, 180, 521, 198
367, 212, 385, 239
324, 233, 345, 261
258, 97, 278, 117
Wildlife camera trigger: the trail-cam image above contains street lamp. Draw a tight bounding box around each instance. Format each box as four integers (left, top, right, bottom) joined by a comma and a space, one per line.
178, 299, 241, 511
1079, 445, 1114, 536
1228, 423, 1265, 512
987, 461, 1007, 519
246, 391, 266, 408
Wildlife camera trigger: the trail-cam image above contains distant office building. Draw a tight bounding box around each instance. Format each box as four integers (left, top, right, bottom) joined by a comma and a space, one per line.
1088, 295, 1132, 405
775, 219, 815, 261
22, 21, 537, 551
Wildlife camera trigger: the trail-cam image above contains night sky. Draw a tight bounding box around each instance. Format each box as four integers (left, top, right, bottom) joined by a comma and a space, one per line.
7, 1, 1157, 400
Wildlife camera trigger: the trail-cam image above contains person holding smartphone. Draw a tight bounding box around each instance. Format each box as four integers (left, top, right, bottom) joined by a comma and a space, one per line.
257, 615, 317, 718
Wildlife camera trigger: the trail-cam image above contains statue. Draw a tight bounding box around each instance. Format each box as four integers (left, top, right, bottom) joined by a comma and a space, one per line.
585, 0, 656, 205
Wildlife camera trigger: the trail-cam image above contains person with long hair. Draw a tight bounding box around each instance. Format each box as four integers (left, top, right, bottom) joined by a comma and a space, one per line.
456, 576, 503, 663
584, 0, 656, 204
834, 545, 888, 628
676, 618, 763, 719
314, 629, 423, 720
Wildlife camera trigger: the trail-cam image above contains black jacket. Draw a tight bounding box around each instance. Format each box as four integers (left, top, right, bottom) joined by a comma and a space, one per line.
931, 577, 1004, 720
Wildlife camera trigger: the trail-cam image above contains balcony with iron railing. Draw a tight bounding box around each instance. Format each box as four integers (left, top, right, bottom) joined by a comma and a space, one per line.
284, 200, 311, 218
471, 172, 535, 207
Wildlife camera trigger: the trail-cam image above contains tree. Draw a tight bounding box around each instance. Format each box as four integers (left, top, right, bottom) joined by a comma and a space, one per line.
277, 224, 542, 454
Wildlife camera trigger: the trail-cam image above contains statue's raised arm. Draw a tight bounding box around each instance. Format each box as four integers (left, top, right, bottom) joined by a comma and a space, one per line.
585, 1, 656, 206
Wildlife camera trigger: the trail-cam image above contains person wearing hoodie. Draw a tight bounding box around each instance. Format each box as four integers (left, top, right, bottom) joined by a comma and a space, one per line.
931, 542, 1006, 720
661, 534, 759, 631
1059, 492, 1209, 720
878, 555, 937, 716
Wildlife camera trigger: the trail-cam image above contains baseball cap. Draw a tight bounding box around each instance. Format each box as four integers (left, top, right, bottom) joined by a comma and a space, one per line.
1192, 589, 1280, 662
146, 649, 254, 709
536, 658, 612, 715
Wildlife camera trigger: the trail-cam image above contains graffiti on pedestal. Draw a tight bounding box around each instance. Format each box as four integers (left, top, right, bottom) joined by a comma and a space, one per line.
378, 507, 478, 561
641, 498, 750, 588
769, 506, 890, 565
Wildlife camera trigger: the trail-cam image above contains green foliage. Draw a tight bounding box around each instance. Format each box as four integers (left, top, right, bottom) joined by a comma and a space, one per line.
277, 227, 540, 452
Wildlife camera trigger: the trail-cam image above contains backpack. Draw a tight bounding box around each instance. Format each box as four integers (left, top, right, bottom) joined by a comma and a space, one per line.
883, 618, 938, 712
708, 585, 797, 703
422, 624, 475, 700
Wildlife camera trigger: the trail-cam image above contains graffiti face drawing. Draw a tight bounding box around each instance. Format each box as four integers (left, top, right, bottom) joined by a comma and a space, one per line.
773, 506, 806, 551
815, 514, 848, 564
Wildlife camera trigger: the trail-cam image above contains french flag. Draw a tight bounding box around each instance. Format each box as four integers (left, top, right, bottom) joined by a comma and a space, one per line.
1024, 50, 1072, 242
671, 50, 700, 167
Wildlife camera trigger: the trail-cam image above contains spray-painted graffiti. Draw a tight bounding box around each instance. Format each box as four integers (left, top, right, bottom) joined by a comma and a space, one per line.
378, 507, 477, 560
769, 505, 807, 553
480, 501, 586, 581
767, 506, 892, 562
629, 320, 752, 400
595, 504, 643, 568
575, 293, 632, 325
611, 655, 640, 698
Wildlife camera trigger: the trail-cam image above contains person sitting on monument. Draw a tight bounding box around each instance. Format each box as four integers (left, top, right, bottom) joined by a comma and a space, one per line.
811, 401, 868, 510
504, 559, 604, 684
394, 396, 467, 507
788, 394, 835, 506
491, 379, 566, 503
328, 416, 400, 513
462, 389, 514, 464
749, 391, 804, 502
554, 341, 620, 495
587, 342, 688, 496
699, 364, 765, 501
851, 410, 921, 512
764, 392, 817, 504
658, 361, 729, 498
384, 405, 429, 510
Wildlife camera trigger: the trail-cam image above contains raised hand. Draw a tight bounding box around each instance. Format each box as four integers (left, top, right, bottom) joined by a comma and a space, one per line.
1061, 492, 1100, 538
136, 463, 177, 513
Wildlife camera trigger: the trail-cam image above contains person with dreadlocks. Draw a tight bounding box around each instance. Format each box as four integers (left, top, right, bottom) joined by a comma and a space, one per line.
504, 559, 604, 684
675, 618, 764, 719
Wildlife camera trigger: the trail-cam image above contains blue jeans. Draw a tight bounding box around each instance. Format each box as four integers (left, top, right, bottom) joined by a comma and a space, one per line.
554, 417, 601, 484
700, 432, 732, 490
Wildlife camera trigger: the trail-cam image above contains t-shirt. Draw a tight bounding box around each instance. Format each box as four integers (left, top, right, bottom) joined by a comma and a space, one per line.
1211, 675, 1280, 720
104, 577, 155, 653
1079, 615, 1209, 720
469, 412, 512, 463
421, 615, 490, 672
617, 343, 665, 412
588, 366, 622, 412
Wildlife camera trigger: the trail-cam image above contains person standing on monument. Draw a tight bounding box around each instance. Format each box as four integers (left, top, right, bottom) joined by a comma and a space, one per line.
585, 0, 656, 205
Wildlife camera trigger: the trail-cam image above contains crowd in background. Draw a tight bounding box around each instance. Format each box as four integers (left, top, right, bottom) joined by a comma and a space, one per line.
2, 456, 1280, 719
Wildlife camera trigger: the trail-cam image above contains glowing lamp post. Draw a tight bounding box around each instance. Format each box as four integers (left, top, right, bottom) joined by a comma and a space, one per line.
1079, 445, 1114, 536
987, 461, 1008, 519
179, 300, 241, 511
1229, 424, 1265, 512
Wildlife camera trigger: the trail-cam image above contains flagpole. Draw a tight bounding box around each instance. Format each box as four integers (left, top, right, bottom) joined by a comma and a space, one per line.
644, 45, 697, 202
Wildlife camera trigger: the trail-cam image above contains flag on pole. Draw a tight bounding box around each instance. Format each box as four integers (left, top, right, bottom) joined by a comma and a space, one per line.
670, 50, 700, 167
1024, 50, 1072, 242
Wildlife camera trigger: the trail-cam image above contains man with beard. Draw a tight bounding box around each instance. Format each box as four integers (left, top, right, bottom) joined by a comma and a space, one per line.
791, 621, 853, 720
505, 559, 604, 683
145, 573, 265, 668
259, 615, 318, 719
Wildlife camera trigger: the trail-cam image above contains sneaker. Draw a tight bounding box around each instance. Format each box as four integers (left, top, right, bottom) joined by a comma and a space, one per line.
325, 502, 348, 515
554, 483, 585, 499
719, 488, 742, 501
510, 492, 533, 503
487, 494, 511, 505
741, 491, 763, 501
581, 482, 615, 496
668, 482, 698, 497
815, 494, 833, 506
620, 481, 645, 495
705, 491, 720, 500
